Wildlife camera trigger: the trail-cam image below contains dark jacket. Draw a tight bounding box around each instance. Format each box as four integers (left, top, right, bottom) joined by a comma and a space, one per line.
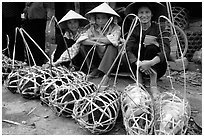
126, 22, 171, 64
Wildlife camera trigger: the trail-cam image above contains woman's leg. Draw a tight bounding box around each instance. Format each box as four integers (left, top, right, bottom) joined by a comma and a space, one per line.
98, 44, 118, 74
80, 45, 100, 71
142, 44, 167, 79
97, 44, 118, 90
142, 45, 167, 98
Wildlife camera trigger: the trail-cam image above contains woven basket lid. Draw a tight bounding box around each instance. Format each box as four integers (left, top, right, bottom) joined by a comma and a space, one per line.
85, 2, 120, 18
125, 2, 167, 21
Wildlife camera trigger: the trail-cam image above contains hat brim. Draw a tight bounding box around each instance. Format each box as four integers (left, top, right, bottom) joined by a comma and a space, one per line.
58, 10, 89, 29
125, 2, 167, 21
85, 3, 120, 18
59, 18, 89, 29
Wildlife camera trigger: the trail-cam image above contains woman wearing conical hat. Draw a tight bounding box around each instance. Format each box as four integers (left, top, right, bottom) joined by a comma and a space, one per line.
124, 2, 171, 99
52, 10, 89, 70
80, 3, 121, 83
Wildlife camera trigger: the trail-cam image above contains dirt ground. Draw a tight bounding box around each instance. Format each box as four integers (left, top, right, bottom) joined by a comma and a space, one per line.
1, 70, 202, 135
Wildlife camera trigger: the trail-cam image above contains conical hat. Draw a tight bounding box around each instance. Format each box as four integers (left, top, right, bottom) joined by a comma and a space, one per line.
85, 3, 120, 18
58, 10, 88, 29
125, 2, 167, 21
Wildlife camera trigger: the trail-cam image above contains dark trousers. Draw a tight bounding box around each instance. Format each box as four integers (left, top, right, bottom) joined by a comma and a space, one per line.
80, 44, 118, 74
23, 19, 46, 66
142, 45, 167, 79
80, 45, 101, 71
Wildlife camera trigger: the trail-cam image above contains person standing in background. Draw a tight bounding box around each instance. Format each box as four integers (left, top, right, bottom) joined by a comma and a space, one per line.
23, 2, 54, 66
2, 2, 25, 61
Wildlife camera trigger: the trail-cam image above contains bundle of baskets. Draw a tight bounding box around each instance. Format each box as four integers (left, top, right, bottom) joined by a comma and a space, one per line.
2, 24, 123, 135
4, 61, 87, 101
172, 6, 189, 29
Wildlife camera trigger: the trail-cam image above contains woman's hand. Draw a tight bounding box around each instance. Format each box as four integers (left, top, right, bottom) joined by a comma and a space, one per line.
90, 36, 110, 45
139, 56, 160, 75
82, 39, 105, 46
139, 60, 153, 75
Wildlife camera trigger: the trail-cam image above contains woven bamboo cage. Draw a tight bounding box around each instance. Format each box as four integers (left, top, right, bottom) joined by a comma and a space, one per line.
172, 6, 189, 29
2, 55, 12, 81
42, 65, 70, 78
4, 67, 29, 94
40, 70, 84, 105
154, 90, 191, 135
18, 66, 46, 99
48, 80, 96, 117
156, 12, 191, 135
61, 71, 86, 83
40, 76, 70, 106
2, 54, 27, 82
72, 88, 120, 134
121, 83, 154, 135
69, 71, 86, 82
41, 65, 86, 81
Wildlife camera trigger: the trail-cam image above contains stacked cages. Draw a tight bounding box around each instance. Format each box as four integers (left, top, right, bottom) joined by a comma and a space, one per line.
172, 6, 202, 61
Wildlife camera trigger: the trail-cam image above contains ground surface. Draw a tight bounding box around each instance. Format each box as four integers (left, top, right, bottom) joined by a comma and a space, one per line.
2, 70, 202, 135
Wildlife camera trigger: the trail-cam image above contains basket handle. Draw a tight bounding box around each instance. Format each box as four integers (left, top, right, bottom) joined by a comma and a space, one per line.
9, 27, 34, 68
19, 28, 50, 66
17, 28, 36, 66
49, 16, 74, 68
11, 27, 28, 68
11, 27, 19, 68
2, 34, 10, 57
158, 15, 187, 100
112, 14, 140, 87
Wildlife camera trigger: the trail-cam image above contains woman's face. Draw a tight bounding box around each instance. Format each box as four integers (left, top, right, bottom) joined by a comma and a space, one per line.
95, 13, 109, 28
66, 19, 79, 32
137, 6, 152, 24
